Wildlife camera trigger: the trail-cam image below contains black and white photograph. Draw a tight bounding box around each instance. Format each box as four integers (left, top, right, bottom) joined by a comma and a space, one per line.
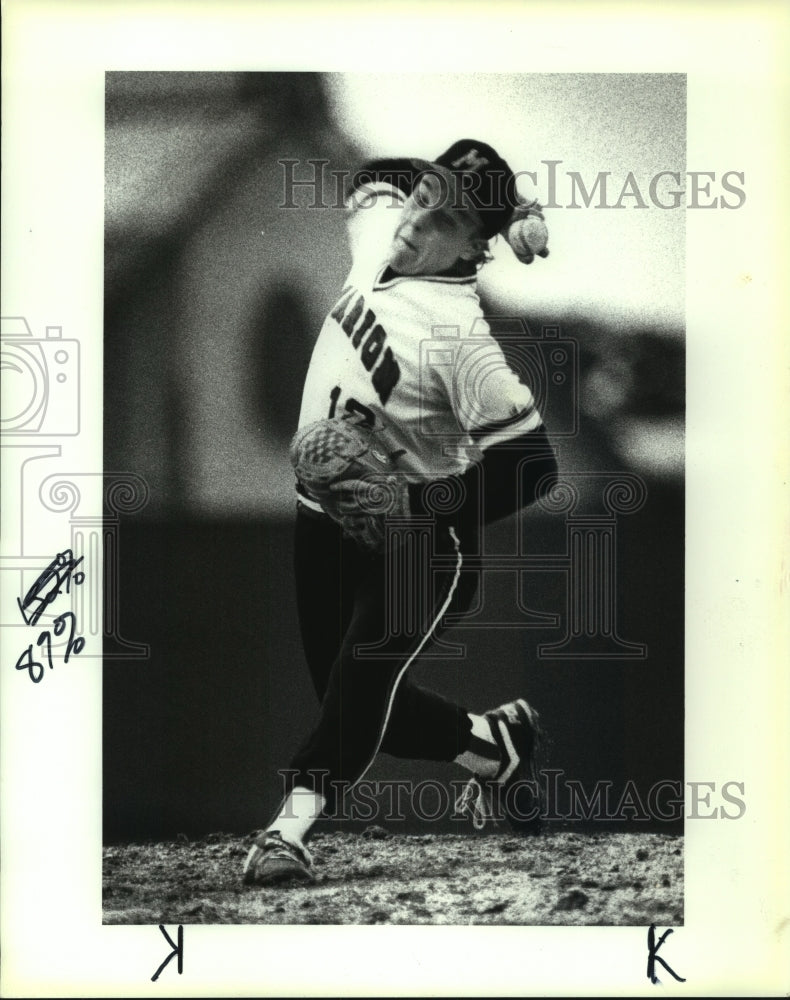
1, 3, 788, 997
102, 71, 687, 927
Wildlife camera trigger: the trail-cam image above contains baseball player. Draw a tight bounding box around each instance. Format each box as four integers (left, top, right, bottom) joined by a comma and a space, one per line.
244, 139, 559, 886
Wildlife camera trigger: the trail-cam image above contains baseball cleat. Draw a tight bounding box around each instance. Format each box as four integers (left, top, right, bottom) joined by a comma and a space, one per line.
242, 831, 315, 886
455, 698, 544, 835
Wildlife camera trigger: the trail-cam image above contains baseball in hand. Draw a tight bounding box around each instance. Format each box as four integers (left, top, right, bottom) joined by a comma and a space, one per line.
506, 216, 549, 261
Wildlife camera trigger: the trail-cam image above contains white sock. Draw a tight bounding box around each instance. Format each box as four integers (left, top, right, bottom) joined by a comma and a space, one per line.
454, 713, 501, 778
267, 787, 327, 846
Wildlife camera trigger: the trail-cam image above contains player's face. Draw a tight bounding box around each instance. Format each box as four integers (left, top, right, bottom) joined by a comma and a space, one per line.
389, 170, 484, 275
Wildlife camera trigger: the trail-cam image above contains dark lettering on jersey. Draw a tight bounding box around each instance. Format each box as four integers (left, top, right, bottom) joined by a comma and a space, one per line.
361, 325, 385, 369
329, 286, 354, 323
372, 348, 399, 405
351, 310, 375, 348
330, 288, 401, 406
343, 295, 365, 336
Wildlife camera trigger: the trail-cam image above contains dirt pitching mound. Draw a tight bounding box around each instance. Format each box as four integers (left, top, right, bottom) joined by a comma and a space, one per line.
104, 828, 682, 926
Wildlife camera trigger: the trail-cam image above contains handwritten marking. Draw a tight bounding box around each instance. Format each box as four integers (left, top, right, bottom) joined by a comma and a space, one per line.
151, 924, 184, 981
14, 550, 86, 683
647, 923, 685, 984
17, 549, 85, 626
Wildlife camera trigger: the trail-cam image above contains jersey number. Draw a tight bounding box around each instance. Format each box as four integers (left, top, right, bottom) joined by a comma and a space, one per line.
328, 385, 375, 427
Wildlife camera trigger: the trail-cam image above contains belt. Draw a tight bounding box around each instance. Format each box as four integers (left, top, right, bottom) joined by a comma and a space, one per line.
296, 492, 325, 515
296, 497, 330, 520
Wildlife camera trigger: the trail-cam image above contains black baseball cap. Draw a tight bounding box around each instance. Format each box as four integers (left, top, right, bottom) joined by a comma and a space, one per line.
433, 139, 518, 239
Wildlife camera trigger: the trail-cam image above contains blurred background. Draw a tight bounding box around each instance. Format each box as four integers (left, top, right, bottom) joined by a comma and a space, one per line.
103, 72, 684, 840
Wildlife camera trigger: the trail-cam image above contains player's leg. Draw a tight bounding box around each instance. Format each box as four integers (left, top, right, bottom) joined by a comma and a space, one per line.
374, 559, 498, 770
292, 508, 484, 770
284, 517, 528, 800
363, 528, 545, 835
248, 517, 476, 876
377, 557, 521, 785
247, 505, 461, 881
246, 505, 357, 871
292, 502, 356, 702
244, 506, 353, 885
245, 517, 524, 885
383, 678, 503, 775
285, 520, 472, 802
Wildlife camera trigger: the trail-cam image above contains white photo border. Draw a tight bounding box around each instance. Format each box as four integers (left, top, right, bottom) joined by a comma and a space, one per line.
2, 1, 788, 996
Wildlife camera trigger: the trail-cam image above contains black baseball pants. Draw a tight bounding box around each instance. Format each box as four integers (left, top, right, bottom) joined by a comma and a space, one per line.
286, 504, 479, 809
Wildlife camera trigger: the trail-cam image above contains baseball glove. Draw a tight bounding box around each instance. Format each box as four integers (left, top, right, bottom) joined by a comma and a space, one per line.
289, 415, 410, 551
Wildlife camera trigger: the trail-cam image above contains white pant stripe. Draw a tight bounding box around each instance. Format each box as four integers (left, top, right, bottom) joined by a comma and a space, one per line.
354, 527, 464, 789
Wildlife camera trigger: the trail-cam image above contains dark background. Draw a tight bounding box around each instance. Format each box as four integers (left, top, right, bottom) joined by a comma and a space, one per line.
103, 73, 684, 840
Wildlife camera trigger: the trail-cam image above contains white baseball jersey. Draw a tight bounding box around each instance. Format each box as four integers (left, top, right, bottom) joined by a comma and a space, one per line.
297, 180, 543, 484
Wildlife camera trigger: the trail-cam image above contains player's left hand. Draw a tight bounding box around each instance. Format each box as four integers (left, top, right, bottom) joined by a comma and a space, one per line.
329, 475, 411, 516
329, 475, 411, 550
290, 415, 411, 552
